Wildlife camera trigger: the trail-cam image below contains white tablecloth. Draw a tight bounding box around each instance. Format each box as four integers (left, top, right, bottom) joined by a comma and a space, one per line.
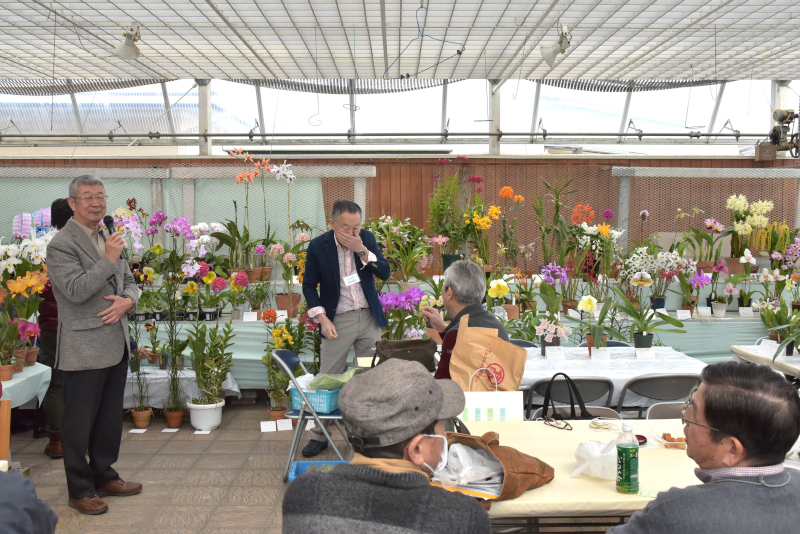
521, 347, 706, 408
0, 363, 51, 408
731, 345, 800, 378
123, 369, 241, 409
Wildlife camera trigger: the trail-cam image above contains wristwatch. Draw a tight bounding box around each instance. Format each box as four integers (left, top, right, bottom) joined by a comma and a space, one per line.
357, 247, 368, 258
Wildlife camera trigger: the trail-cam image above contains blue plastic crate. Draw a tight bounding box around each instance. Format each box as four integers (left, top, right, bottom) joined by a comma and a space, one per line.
288, 460, 348, 481
290, 387, 341, 414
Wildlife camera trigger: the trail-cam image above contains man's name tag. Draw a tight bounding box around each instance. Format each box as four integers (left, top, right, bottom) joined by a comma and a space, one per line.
546, 346, 565, 360
343, 273, 360, 287
636, 348, 656, 360
676, 309, 692, 320
739, 307, 754, 317
695, 306, 711, 317
242, 312, 258, 322
592, 346, 611, 360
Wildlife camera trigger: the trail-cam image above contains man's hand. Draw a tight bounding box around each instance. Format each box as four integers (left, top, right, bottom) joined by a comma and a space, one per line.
136, 346, 153, 360
421, 306, 446, 331
318, 315, 338, 339
334, 230, 365, 254
98, 295, 133, 325
104, 233, 126, 262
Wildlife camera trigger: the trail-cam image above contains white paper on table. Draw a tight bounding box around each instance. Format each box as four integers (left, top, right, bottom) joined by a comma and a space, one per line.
242, 312, 258, 322
655, 308, 668, 316
675, 309, 692, 321
276, 311, 289, 321
546, 346, 565, 360
636, 348, 656, 360
567, 308, 581, 319
128, 428, 147, 434
276, 419, 293, 431
758, 340, 783, 356
695, 306, 711, 317
739, 307, 754, 317
592, 347, 611, 360
194, 430, 211, 435
260, 421, 277, 432
161, 428, 179, 433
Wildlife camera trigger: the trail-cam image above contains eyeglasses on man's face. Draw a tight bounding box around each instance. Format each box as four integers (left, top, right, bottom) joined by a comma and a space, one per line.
73, 194, 109, 204
682, 385, 722, 432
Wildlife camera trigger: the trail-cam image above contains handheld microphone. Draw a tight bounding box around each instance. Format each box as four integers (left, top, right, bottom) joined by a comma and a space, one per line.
102, 215, 126, 260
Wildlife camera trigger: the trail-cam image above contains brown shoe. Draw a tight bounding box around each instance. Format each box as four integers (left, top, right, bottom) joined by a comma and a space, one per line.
44, 434, 63, 459
68, 495, 108, 515
96, 477, 142, 497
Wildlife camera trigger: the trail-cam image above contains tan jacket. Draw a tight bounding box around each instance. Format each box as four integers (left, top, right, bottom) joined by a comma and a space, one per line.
46, 219, 138, 371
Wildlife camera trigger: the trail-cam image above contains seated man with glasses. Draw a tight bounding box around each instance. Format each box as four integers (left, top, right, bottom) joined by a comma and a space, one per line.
282, 359, 491, 533
609, 361, 800, 533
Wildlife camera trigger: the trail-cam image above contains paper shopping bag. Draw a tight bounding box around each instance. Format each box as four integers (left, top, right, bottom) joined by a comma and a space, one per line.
461, 390, 524, 422
449, 315, 526, 392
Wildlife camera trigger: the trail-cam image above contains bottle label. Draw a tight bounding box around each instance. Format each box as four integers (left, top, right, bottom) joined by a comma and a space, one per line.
616, 444, 639, 493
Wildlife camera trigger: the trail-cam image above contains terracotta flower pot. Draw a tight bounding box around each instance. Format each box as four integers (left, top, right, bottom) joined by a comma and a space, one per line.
275, 293, 302, 318
269, 409, 287, 422
504, 304, 520, 320
131, 408, 152, 429
520, 301, 537, 315
695, 261, 715, 273
245, 267, 263, 283
260, 267, 273, 281
24, 348, 39, 366
681, 304, 695, 317
0, 364, 14, 381
725, 257, 748, 275
585, 334, 608, 356
164, 409, 185, 428
562, 300, 578, 313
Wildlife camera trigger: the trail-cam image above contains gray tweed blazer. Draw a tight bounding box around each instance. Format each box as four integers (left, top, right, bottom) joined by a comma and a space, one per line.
46, 219, 139, 371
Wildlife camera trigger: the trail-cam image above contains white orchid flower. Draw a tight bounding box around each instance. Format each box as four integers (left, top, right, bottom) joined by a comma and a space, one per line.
740, 249, 757, 265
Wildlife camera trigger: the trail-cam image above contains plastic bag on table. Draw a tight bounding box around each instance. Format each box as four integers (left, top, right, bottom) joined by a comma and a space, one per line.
572, 439, 617, 480
307, 367, 364, 390
438, 443, 504, 486
286, 373, 315, 390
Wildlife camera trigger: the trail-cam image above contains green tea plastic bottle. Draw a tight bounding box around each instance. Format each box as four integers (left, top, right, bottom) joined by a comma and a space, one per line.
616, 421, 639, 494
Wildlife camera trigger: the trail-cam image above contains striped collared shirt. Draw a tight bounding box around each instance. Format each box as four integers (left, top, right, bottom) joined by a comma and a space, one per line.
308, 237, 376, 320
694, 464, 784, 483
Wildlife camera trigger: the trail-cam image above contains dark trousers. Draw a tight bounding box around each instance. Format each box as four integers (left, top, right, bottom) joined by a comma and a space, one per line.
38, 330, 64, 434
61, 352, 127, 499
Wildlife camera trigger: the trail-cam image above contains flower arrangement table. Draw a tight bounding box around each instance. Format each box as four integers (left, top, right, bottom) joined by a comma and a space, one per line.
731, 345, 800, 378
520, 346, 705, 408
123, 368, 240, 410
0, 363, 51, 408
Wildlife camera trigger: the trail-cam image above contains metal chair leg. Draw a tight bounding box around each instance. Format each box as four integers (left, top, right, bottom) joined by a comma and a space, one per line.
283, 415, 307, 482
314, 417, 345, 460
333, 420, 350, 448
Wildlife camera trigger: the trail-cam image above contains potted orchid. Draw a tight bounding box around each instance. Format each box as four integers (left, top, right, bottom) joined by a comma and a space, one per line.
269, 235, 308, 318
610, 287, 686, 348
726, 195, 773, 274
712, 282, 739, 318
572, 295, 625, 354
683, 218, 728, 272
536, 282, 572, 356
428, 175, 468, 263
379, 288, 427, 340
498, 186, 524, 270
706, 258, 729, 306
755, 268, 786, 310
186, 320, 235, 431
486, 276, 515, 320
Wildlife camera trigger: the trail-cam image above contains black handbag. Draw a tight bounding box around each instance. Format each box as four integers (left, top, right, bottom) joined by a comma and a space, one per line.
541, 372, 596, 420
372, 338, 437, 372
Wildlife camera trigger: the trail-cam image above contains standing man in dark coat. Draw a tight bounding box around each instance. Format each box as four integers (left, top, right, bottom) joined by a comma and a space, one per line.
300, 200, 391, 456
46, 175, 141, 515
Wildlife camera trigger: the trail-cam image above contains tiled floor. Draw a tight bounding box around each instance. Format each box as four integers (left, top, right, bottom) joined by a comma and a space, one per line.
9, 400, 350, 534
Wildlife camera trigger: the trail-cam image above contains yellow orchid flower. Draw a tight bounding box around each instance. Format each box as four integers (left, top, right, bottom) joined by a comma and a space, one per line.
202, 271, 217, 285
6, 276, 29, 297
140, 267, 155, 282
597, 223, 611, 238
182, 281, 198, 295
577, 295, 597, 313
27, 271, 47, 294
488, 279, 510, 299
150, 244, 164, 255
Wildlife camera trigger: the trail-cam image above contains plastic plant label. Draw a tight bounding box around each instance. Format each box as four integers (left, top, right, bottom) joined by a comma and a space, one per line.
242, 312, 258, 322
276, 311, 289, 321
194, 430, 211, 435
739, 307, 754, 317
592, 346, 611, 360
676, 309, 692, 321
260, 421, 277, 432
695, 306, 711, 317
636, 348, 656, 360
655, 308, 668, 317
546, 346, 565, 360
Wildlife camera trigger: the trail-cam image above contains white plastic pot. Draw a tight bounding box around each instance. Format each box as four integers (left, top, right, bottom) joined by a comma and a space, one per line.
187, 399, 225, 431
711, 302, 728, 318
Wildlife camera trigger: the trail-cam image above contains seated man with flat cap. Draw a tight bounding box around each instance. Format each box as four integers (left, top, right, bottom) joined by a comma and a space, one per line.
282, 359, 491, 534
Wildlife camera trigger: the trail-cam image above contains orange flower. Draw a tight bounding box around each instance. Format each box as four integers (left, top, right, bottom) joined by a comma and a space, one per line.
499, 186, 514, 199
570, 202, 595, 225
231, 148, 243, 156
244, 152, 252, 163
513, 194, 525, 204
263, 309, 278, 324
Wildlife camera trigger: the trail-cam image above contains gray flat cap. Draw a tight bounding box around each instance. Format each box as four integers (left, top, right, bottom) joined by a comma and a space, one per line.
338, 359, 465, 448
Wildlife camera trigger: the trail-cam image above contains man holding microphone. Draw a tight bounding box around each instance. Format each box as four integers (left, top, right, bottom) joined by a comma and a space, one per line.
47, 175, 141, 515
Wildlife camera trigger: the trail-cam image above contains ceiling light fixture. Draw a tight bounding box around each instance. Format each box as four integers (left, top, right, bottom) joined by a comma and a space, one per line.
115, 24, 141, 60
540, 23, 571, 68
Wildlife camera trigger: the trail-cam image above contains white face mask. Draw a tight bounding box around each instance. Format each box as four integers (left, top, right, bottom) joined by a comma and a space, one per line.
421, 434, 448, 475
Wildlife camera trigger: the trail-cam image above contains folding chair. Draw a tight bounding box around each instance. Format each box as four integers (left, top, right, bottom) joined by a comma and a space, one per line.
646, 402, 684, 420
272, 349, 351, 483
527, 377, 615, 419
616, 374, 701, 418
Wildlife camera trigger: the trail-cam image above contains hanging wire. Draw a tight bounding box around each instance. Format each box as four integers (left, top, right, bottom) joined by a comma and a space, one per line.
308, 26, 322, 126
512, 41, 524, 100
343, 26, 360, 111
709, 25, 718, 101
684, 65, 705, 129
382, 7, 466, 79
